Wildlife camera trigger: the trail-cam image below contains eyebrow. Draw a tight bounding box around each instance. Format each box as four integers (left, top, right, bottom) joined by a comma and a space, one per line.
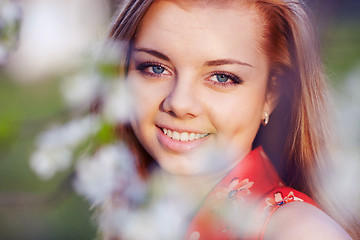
133, 48, 170, 61
133, 47, 253, 68
205, 59, 253, 68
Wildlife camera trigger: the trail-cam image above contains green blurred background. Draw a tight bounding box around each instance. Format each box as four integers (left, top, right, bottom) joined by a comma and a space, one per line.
0, 0, 359, 239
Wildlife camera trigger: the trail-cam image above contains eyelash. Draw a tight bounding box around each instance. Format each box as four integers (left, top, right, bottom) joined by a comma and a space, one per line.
135, 61, 243, 87
135, 61, 171, 77
207, 71, 243, 87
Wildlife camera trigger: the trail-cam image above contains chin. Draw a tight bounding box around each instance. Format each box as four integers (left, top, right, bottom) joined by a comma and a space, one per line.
154, 149, 232, 177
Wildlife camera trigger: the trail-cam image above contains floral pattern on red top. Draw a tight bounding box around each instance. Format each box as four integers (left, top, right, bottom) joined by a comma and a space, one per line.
185, 147, 318, 240
264, 191, 304, 211
215, 178, 254, 203
208, 178, 254, 228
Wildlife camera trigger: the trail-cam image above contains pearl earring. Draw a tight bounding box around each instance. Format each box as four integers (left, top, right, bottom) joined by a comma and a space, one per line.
262, 112, 269, 126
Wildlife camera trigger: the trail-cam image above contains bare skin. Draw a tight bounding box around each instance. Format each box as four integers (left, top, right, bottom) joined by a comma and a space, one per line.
264, 202, 352, 239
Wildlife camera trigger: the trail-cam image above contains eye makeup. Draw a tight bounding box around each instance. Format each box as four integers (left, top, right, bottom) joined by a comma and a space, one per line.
206, 71, 244, 87
135, 61, 172, 78
133, 59, 244, 88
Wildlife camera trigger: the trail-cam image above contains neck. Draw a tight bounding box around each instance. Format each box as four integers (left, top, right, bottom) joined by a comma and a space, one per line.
155, 155, 244, 208
147, 148, 251, 214
163, 170, 223, 198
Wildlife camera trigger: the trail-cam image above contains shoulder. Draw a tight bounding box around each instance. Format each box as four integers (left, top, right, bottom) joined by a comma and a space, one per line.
263, 201, 352, 240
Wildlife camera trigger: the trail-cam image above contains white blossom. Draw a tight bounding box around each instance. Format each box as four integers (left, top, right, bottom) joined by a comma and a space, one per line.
99, 197, 187, 240
0, 0, 21, 65
97, 168, 196, 239
60, 71, 101, 110
327, 64, 360, 210
98, 201, 131, 239
74, 148, 117, 206
30, 115, 100, 180
37, 115, 100, 150
94, 40, 125, 70
6, 0, 110, 81
30, 146, 72, 180
0, 0, 21, 24
73, 143, 142, 206
335, 64, 360, 147
103, 80, 132, 124
120, 198, 187, 240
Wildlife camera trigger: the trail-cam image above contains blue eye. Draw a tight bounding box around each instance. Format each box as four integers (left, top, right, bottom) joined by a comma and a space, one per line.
152, 66, 165, 74
135, 62, 171, 77
207, 72, 242, 87
216, 74, 229, 83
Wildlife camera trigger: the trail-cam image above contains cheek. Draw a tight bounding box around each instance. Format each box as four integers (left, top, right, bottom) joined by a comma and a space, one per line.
213, 102, 260, 132
207, 88, 266, 142
127, 75, 158, 121
127, 77, 158, 140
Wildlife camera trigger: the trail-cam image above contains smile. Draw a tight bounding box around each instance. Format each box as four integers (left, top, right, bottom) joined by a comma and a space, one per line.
161, 128, 209, 141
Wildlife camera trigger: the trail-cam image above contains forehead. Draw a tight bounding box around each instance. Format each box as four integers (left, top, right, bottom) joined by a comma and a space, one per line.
137, 0, 262, 33
134, 0, 266, 67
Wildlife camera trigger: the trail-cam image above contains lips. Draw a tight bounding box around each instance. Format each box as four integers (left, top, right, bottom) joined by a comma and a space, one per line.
156, 126, 210, 152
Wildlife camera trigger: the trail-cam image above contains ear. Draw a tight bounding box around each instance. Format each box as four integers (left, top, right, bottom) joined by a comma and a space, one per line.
263, 76, 280, 117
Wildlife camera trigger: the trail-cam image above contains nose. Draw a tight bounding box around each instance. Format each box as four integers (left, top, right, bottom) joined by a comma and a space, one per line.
162, 73, 202, 119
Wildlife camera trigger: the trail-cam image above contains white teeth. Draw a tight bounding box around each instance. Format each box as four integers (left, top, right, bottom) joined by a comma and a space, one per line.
180, 132, 189, 141
172, 131, 181, 141
162, 128, 208, 141
167, 129, 173, 138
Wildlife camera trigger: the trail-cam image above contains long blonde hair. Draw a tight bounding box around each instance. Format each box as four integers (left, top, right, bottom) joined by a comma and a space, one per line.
109, 0, 359, 237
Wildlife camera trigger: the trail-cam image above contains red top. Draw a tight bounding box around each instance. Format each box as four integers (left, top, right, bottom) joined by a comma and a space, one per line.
185, 147, 317, 240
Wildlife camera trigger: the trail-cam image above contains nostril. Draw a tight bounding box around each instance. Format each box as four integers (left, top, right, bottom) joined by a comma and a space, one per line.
161, 88, 202, 118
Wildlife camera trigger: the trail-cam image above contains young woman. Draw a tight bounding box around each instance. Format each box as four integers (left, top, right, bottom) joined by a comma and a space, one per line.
106, 0, 358, 239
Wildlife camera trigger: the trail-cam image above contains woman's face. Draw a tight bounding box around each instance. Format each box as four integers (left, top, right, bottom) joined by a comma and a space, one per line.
127, 0, 273, 176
